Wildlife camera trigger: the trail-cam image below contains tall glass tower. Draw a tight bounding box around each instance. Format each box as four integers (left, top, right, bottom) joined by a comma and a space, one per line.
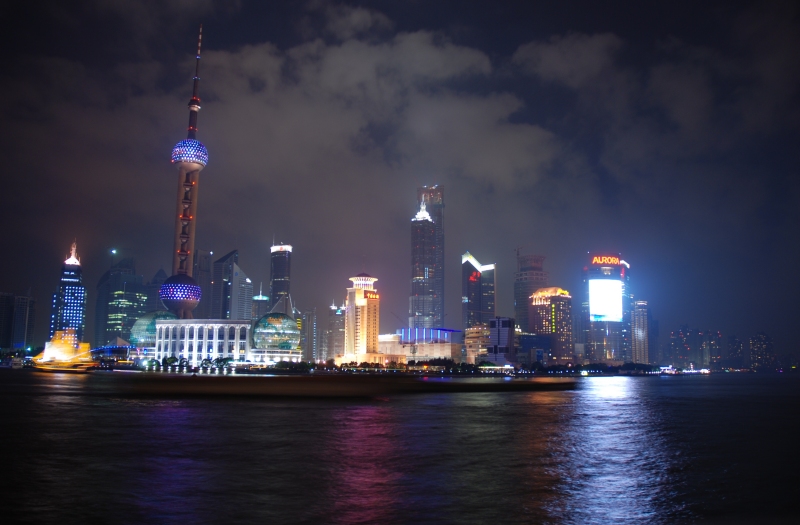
417, 186, 444, 327
159, 25, 207, 319
409, 200, 436, 329
49, 241, 87, 346
461, 252, 495, 332
269, 244, 292, 309
513, 252, 547, 333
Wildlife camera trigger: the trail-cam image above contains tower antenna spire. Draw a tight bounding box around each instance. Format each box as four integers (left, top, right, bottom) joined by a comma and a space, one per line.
187, 23, 203, 139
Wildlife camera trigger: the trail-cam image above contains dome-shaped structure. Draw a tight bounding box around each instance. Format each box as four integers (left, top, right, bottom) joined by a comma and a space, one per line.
130, 311, 178, 347
159, 274, 201, 315
171, 139, 208, 169
252, 313, 301, 350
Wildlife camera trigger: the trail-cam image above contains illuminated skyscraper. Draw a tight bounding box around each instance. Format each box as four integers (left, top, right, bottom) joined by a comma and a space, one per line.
251, 283, 270, 320
631, 300, 650, 364
324, 302, 346, 361
410, 200, 436, 329
461, 252, 495, 332
581, 253, 631, 363
529, 287, 573, 364
344, 274, 380, 361
514, 252, 547, 333
417, 186, 444, 326
301, 308, 318, 362
49, 241, 86, 346
159, 26, 207, 319
269, 244, 292, 309
749, 332, 775, 371
229, 263, 253, 321
95, 258, 147, 345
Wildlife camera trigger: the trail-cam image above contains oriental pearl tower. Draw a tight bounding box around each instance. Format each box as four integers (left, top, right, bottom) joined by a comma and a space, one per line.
159, 25, 208, 319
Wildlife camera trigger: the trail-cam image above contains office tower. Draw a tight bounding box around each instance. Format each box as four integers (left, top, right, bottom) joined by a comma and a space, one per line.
159, 26, 207, 319
301, 308, 318, 362
487, 317, 515, 356
95, 258, 147, 346
0, 293, 13, 349
704, 331, 723, 366
631, 300, 650, 364
581, 253, 631, 363
143, 269, 168, 313
251, 283, 270, 320
417, 186, 444, 326
749, 331, 775, 371
211, 250, 238, 319
229, 263, 253, 320
461, 252, 496, 332
12, 294, 35, 351
726, 335, 743, 368
49, 241, 87, 346
344, 274, 380, 359
410, 199, 436, 329
529, 287, 573, 364
325, 302, 346, 360
269, 244, 292, 309
192, 249, 212, 318
514, 252, 548, 333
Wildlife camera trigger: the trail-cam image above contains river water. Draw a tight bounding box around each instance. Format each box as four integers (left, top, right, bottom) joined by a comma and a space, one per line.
0, 371, 797, 524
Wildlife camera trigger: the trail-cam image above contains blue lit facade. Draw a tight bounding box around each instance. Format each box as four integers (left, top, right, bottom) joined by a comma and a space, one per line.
159, 274, 202, 314
49, 243, 87, 345
171, 139, 208, 167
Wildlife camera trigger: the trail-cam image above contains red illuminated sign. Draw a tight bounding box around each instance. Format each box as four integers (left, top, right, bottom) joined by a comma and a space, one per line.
591, 255, 620, 265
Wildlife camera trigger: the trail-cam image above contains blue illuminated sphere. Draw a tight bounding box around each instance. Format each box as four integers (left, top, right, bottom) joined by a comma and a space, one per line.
159, 274, 202, 314
171, 139, 208, 168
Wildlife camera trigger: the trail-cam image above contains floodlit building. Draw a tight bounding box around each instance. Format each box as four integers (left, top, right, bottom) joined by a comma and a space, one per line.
158, 26, 207, 319
229, 263, 253, 321
529, 287, 573, 365
632, 301, 650, 364
417, 186, 444, 327
410, 199, 436, 329
269, 244, 292, 309
251, 312, 302, 364
461, 252, 496, 332
514, 252, 547, 333
323, 302, 345, 362
154, 319, 252, 365
251, 283, 270, 320
580, 253, 631, 363
340, 274, 381, 364
95, 258, 147, 346
49, 241, 87, 347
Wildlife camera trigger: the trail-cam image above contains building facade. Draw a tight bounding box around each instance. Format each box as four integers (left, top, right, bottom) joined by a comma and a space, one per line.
154, 319, 251, 366
410, 200, 436, 329
269, 244, 292, 309
461, 252, 496, 332
417, 186, 444, 327
49, 241, 87, 347
581, 253, 631, 363
229, 263, 253, 320
324, 302, 346, 361
529, 287, 573, 364
342, 274, 380, 363
514, 253, 548, 333
95, 258, 147, 346
211, 249, 238, 319
631, 300, 650, 364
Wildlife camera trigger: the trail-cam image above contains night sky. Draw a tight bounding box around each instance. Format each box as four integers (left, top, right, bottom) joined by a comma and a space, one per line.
1, 1, 797, 352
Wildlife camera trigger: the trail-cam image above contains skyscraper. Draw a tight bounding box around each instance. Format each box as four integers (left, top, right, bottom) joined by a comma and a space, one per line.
417, 186, 444, 327
95, 258, 147, 346
301, 308, 318, 362
581, 253, 631, 363
529, 287, 573, 364
269, 244, 292, 309
749, 332, 775, 371
251, 283, 270, 320
514, 252, 548, 332
211, 250, 238, 319
192, 249, 212, 318
410, 200, 436, 329
49, 241, 86, 346
344, 274, 380, 360
461, 252, 496, 332
324, 302, 346, 361
632, 300, 650, 364
229, 263, 253, 320
159, 26, 207, 319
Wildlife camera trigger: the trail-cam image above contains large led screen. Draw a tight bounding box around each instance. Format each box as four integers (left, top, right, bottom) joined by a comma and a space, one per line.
589, 279, 623, 322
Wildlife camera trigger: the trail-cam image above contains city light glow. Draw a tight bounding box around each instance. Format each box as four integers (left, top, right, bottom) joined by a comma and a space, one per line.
588, 279, 623, 322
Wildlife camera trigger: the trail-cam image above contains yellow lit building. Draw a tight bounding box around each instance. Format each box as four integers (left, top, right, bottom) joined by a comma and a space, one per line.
338, 273, 381, 365
41, 329, 91, 362
529, 287, 573, 364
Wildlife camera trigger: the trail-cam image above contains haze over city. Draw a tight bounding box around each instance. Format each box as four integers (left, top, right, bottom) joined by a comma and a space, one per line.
1, 0, 797, 353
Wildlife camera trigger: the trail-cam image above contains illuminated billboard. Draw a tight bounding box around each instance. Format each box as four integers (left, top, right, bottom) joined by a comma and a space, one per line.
588, 279, 623, 322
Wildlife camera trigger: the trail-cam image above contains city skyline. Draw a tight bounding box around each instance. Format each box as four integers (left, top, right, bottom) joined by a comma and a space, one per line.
0, 1, 797, 355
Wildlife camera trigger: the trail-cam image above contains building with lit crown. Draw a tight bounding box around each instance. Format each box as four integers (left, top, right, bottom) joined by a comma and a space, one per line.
410, 199, 436, 329
529, 287, 573, 364
49, 241, 87, 347
340, 273, 380, 364
269, 244, 292, 309
461, 252, 495, 332
580, 253, 631, 363
251, 283, 270, 320
417, 186, 444, 327
159, 26, 207, 319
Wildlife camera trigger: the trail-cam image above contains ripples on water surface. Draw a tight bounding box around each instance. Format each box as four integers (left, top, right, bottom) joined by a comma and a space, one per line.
1, 372, 797, 524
